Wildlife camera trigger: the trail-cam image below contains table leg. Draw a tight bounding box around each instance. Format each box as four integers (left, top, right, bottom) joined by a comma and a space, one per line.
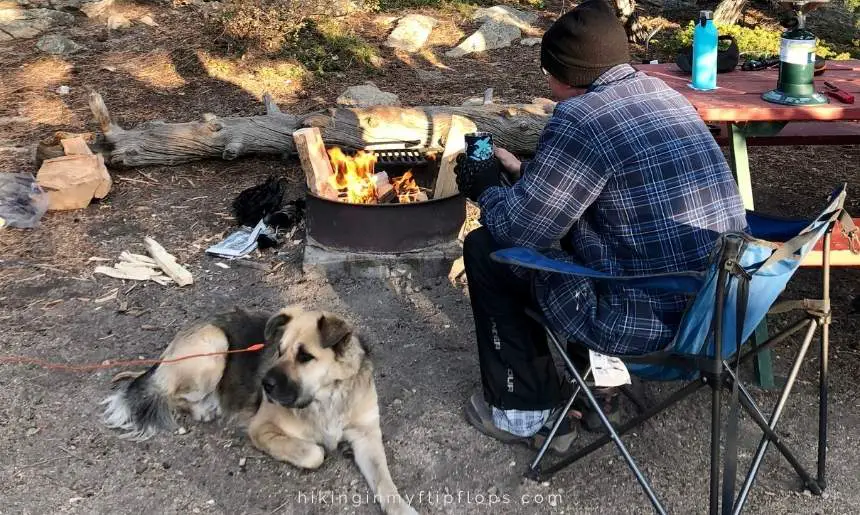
727, 123, 774, 389
728, 123, 755, 210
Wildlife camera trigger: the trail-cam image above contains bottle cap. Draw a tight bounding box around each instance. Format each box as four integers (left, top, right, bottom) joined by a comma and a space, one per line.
699, 10, 713, 19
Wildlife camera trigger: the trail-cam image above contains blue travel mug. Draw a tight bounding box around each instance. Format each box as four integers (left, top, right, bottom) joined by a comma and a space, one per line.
464, 132, 494, 161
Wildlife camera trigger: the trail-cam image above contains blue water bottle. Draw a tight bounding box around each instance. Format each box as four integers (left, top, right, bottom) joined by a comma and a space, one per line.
691, 10, 718, 91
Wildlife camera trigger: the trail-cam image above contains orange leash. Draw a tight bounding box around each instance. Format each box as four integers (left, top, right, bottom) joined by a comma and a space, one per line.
0, 343, 266, 373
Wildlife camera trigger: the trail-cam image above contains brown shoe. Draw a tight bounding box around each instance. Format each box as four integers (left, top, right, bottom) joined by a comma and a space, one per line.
464, 391, 531, 445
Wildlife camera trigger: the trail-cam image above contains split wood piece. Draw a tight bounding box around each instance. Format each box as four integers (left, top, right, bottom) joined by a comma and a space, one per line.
378, 189, 397, 203
119, 251, 157, 266
371, 171, 393, 201
144, 237, 194, 286
88, 91, 556, 167
94, 265, 164, 282
434, 115, 477, 199
113, 261, 164, 277
36, 154, 112, 210
61, 136, 94, 156
293, 127, 338, 200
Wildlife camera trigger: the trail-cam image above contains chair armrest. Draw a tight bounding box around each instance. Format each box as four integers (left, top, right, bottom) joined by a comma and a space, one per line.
490, 247, 704, 294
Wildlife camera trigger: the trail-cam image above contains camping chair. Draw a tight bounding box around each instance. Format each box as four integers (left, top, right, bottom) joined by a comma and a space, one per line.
490, 184, 858, 514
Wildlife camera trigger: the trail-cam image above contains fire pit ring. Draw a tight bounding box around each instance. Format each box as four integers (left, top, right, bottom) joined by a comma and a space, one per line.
305, 192, 466, 254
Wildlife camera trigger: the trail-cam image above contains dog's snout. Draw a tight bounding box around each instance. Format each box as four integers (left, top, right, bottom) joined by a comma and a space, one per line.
262, 373, 278, 392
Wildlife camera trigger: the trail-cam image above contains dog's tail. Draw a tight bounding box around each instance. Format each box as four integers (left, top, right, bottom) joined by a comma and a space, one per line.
100, 364, 174, 441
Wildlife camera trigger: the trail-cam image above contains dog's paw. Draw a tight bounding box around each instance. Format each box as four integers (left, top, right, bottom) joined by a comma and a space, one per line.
189, 394, 222, 423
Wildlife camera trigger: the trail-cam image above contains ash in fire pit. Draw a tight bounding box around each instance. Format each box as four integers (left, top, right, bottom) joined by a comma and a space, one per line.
327, 148, 436, 205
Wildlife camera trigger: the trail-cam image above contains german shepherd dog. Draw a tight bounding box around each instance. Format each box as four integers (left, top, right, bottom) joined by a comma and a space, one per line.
101, 306, 417, 515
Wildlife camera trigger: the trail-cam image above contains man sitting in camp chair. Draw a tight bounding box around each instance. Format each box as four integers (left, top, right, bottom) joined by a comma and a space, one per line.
455, 0, 749, 453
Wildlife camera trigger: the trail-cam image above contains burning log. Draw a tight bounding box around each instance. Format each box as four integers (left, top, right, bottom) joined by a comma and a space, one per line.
86, 92, 556, 168
371, 172, 395, 202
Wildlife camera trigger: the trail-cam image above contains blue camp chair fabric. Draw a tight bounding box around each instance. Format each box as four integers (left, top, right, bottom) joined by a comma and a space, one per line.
488, 184, 851, 514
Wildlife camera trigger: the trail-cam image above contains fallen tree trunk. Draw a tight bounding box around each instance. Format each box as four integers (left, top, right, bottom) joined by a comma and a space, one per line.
87, 92, 555, 168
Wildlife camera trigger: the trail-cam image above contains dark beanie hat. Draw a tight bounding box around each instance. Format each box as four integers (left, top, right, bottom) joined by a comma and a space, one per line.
540, 0, 630, 88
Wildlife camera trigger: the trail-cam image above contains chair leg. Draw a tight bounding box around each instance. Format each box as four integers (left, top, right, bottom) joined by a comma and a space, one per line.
733, 379, 820, 494
528, 368, 590, 476
818, 233, 831, 490
546, 331, 667, 515
709, 374, 722, 515
539, 379, 705, 478
730, 320, 819, 515
818, 319, 829, 490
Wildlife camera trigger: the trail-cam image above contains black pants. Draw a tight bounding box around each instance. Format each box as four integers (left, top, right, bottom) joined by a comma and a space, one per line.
463, 227, 562, 411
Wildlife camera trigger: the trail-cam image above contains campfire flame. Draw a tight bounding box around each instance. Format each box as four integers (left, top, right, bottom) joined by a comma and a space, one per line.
326, 147, 426, 204
327, 147, 378, 204
391, 171, 423, 203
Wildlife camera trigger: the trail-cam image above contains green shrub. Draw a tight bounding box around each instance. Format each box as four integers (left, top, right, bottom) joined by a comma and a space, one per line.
660, 22, 854, 60
216, 0, 381, 73
292, 19, 382, 73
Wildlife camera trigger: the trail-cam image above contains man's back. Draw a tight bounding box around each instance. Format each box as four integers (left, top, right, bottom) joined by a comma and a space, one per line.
479, 64, 748, 355
564, 65, 747, 276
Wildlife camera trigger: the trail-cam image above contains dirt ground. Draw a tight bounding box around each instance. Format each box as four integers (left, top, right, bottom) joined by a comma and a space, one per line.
2, 1, 860, 514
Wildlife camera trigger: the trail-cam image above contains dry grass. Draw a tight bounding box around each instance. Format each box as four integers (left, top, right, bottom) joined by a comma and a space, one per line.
100, 50, 189, 90
197, 51, 307, 100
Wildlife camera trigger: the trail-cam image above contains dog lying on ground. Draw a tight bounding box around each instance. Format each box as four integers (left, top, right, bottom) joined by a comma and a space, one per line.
101, 306, 417, 515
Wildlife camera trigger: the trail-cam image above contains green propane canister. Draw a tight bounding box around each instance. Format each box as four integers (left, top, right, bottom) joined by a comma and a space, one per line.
762, 1, 828, 105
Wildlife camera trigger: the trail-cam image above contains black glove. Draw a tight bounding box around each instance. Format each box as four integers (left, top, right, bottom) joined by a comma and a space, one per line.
454, 154, 502, 202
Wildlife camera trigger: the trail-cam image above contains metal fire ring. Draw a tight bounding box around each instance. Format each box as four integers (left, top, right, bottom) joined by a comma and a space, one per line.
305, 192, 466, 254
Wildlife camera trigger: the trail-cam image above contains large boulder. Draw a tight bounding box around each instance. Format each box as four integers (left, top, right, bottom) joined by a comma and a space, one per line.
336, 82, 400, 108
0, 7, 74, 40
445, 20, 521, 58
473, 5, 537, 31
385, 14, 437, 53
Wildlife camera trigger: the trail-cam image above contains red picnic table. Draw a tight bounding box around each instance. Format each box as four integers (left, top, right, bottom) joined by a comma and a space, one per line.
636, 61, 860, 387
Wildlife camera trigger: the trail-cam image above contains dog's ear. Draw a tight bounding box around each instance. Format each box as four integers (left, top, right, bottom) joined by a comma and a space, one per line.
317, 314, 352, 356
265, 312, 292, 345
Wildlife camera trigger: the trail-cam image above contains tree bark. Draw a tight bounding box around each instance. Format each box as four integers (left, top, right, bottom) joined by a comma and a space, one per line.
714, 0, 747, 25
87, 92, 556, 168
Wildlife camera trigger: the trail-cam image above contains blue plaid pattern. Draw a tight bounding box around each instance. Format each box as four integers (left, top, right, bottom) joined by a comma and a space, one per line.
478, 64, 748, 355
492, 407, 551, 437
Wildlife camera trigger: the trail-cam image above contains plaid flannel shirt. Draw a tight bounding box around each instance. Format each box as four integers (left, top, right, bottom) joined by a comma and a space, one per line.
479, 64, 748, 356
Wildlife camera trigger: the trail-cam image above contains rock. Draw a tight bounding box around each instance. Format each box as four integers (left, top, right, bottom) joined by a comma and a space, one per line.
0, 8, 74, 40
80, 0, 113, 18
416, 69, 443, 84
473, 5, 538, 31
520, 37, 541, 47
138, 14, 157, 27
36, 34, 84, 54
36, 153, 112, 210
336, 82, 400, 108
385, 14, 437, 53
445, 20, 520, 58
106, 13, 130, 30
